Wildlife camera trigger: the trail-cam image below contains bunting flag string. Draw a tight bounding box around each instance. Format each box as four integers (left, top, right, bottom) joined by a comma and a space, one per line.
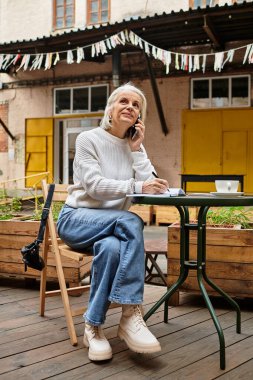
0, 29, 253, 73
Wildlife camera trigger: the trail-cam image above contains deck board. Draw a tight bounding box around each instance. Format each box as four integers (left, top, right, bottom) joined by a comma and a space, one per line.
0, 278, 253, 379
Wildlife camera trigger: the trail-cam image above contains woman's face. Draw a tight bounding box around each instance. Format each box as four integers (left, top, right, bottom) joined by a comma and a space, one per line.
109, 91, 142, 138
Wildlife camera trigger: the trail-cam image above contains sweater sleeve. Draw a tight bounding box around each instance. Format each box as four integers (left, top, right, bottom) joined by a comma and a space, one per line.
132, 145, 156, 180
74, 134, 135, 200
131, 145, 156, 194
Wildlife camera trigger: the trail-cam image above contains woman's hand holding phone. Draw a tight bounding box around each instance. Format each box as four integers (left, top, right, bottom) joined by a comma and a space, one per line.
128, 117, 145, 152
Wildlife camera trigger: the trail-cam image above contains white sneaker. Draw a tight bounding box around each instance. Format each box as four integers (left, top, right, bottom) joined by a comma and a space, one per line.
83, 322, 112, 361
118, 305, 161, 353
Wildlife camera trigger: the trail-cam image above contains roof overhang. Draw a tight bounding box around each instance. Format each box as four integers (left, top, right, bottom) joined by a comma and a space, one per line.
1, 2, 253, 56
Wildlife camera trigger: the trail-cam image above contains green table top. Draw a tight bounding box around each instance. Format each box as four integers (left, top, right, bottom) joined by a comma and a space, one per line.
129, 194, 253, 207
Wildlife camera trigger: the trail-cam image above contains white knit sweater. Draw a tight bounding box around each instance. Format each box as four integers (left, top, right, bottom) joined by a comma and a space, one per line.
66, 127, 155, 210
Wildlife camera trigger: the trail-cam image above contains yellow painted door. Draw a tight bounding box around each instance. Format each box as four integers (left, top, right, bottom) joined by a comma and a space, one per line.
25, 118, 53, 187
182, 109, 253, 193
222, 131, 247, 174
182, 110, 222, 191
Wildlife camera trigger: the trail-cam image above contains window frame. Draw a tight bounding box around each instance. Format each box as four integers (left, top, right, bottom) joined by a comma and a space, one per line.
53, 0, 75, 30
53, 84, 109, 115
191, 75, 251, 109
87, 0, 110, 25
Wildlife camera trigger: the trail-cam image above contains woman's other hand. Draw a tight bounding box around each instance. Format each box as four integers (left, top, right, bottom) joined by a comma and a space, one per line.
142, 178, 169, 194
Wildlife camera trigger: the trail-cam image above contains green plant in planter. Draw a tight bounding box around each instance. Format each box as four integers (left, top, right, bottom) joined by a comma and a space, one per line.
206, 206, 253, 229
32, 201, 64, 221
0, 197, 22, 220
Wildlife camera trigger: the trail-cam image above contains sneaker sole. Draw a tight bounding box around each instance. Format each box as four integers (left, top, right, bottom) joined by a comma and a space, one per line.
118, 326, 161, 354
83, 334, 113, 361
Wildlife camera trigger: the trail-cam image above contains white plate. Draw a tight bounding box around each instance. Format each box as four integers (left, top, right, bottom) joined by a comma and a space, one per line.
210, 192, 244, 197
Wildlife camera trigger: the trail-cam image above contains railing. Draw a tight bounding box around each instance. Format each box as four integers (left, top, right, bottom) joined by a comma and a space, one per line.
0, 171, 50, 212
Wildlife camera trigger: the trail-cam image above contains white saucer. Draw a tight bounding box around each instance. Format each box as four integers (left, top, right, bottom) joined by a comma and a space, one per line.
210, 192, 244, 197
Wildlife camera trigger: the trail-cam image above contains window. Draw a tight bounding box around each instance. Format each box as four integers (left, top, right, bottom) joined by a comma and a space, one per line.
53, 0, 75, 29
87, 0, 110, 25
189, 1, 222, 8
191, 75, 250, 109
54, 85, 108, 115
189, 0, 244, 8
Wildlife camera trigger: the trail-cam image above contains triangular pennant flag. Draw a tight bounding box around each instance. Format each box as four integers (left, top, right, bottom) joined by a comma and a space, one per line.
247, 45, 253, 63
129, 31, 135, 45
124, 29, 129, 42
202, 54, 207, 73
193, 55, 200, 71
91, 44, 95, 57
243, 44, 252, 64
16, 55, 26, 71
67, 50, 74, 64
175, 53, 179, 70
222, 49, 235, 68
144, 41, 150, 55
106, 38, 112, 50
120, 31, 126, 44
76, 48, 84, 63
44, 53, 53, 70
53, 52, 60, 65
165, 51, 171, 74
214, 52, 224, 72
188, 55, 193, 73
30, 54, 44, 70
1, 54, 13, 70
100, 41, 107, 55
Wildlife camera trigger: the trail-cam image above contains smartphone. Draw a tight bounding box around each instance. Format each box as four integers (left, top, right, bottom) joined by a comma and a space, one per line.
128, 116, 141, 139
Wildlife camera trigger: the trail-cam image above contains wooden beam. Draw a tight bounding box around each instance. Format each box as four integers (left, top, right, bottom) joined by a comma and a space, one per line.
0, 118, 15, 141
144, 54, 169, 136
203, 14, 223, 49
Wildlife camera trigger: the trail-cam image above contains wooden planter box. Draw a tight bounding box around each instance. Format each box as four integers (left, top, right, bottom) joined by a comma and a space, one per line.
129, 204, 153, 225
0, 220, 92, 286
155, 206, 198, 226
167, 224, 253, 304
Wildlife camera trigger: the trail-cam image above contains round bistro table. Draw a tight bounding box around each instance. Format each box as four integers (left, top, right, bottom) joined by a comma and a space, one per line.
130, 193, 253, 370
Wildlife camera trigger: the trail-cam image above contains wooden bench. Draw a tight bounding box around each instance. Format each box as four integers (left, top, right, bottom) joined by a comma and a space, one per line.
144, 238, 167, 286
181, 174, 244, 192
129, 204, 153, 225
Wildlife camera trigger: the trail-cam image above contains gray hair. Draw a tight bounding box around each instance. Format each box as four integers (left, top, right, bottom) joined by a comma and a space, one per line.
100, 82, 147, 130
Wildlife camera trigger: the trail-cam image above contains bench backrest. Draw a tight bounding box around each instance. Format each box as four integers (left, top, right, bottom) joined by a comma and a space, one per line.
52, 184, 68, 202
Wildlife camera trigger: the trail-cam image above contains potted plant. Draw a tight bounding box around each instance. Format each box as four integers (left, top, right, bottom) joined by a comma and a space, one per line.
167, 206, 253, 305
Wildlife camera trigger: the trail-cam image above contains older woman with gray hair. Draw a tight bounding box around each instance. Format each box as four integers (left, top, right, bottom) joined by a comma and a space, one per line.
57, 82, 168, 361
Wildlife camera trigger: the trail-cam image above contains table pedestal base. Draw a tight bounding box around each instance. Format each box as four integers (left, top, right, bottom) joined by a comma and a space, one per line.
144, 205, 241, 370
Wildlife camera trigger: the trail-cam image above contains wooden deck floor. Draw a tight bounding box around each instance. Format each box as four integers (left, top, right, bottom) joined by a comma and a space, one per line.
0, 278, 253, 379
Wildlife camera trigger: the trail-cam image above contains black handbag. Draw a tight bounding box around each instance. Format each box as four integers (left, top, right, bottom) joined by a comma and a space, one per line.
21, 184, 55, 271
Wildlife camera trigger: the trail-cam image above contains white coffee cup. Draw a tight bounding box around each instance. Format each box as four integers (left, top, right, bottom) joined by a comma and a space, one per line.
215, 180, 239, 193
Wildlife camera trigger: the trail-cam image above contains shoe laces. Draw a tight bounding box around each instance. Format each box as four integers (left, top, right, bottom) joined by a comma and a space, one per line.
88, 324, 105, 340
132, 305, 146, 328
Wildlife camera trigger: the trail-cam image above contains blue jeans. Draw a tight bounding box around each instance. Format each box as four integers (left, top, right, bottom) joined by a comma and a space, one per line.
57, 205, 145, 325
